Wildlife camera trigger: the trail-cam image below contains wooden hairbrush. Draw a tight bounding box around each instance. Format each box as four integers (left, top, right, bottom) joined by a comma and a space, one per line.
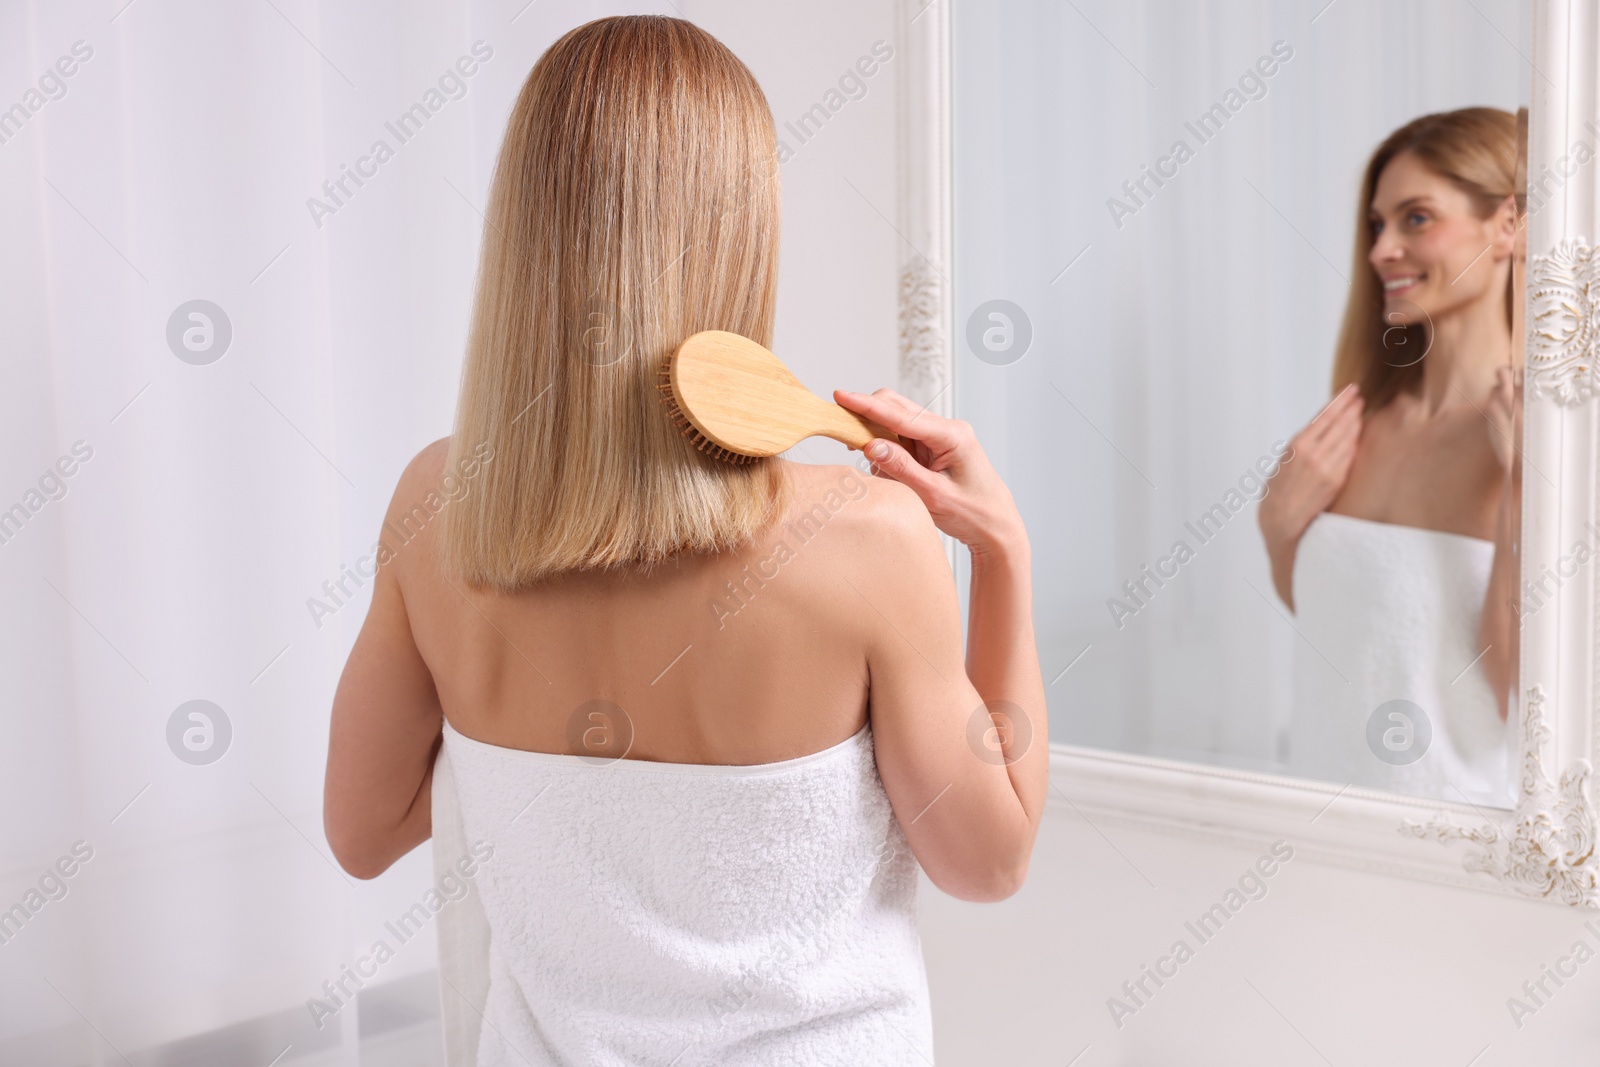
656, 330, 900, 464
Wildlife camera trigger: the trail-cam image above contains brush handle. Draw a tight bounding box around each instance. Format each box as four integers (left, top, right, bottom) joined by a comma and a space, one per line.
815, 401, 901, 452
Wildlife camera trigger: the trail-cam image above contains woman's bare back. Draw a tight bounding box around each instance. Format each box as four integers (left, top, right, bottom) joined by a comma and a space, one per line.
403, 446, 891, 765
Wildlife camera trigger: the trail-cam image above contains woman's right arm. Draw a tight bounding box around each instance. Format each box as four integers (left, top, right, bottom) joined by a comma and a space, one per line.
834, 389, 1047, 903
1258, 383, 1365, 611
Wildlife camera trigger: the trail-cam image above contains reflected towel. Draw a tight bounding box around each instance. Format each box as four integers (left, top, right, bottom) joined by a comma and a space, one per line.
1288, 511, 1513, 805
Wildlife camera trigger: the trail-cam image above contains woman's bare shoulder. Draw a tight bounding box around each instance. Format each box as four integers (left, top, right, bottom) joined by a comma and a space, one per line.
378, 436, 453, 503
396, 435, 495, 501
409, 435, 454, 481
376, 436, 459, 570
774, 460, 941, 559
778, 460, 919, 515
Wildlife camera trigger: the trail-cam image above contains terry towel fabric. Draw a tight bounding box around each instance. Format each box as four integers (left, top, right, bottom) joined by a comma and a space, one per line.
1287, 511, 1514, 806
431, 717, 934, 1066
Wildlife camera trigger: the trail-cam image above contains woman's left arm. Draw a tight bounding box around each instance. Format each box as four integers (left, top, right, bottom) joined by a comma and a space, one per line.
323, 443, 450, 878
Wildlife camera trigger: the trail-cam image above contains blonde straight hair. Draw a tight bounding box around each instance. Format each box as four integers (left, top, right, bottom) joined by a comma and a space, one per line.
440, 15, 791, 591
1330, 107, 1522, 412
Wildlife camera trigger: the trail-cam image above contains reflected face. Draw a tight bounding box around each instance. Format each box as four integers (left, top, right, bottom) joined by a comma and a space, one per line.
1367, 151, 1512, 326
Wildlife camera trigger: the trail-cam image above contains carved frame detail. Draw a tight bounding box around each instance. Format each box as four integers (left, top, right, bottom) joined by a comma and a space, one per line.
1527, 240, 1600, 404
1401, 687, 1597, 905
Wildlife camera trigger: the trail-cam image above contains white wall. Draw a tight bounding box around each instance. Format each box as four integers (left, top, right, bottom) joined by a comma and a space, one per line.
696, 0, 904, 462
920, 800, 1600, 1064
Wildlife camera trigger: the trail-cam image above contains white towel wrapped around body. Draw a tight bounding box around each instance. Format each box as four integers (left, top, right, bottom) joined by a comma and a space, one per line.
431, 718, 934, 1066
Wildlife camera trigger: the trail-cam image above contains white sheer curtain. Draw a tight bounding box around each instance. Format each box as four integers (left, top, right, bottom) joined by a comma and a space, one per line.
0, 1, 605, 1061
952, 0, 1530, 773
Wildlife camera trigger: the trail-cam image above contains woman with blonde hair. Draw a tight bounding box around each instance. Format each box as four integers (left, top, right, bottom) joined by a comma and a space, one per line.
1259, 107, 1522, 803
322, 15, 1046, 1064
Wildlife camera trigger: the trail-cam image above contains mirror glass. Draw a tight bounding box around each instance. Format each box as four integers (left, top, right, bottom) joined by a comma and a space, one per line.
953, 0, 1532, 806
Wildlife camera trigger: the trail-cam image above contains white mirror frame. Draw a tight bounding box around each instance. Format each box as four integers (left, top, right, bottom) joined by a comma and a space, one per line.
896, 0, 1600, 906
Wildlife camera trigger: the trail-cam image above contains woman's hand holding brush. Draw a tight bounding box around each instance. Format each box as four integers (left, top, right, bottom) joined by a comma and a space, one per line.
834, 388, 1028, 568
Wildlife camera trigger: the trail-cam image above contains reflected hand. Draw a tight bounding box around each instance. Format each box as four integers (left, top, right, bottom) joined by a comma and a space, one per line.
1258, 383, 1365, 608
834, 388, 1026, 562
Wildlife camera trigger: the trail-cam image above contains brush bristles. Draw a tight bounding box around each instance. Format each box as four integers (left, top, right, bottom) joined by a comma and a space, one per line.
657, 355, 759, 465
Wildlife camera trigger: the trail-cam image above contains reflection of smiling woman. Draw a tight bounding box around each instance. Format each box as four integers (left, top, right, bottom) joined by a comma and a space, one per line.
1259, 108, 1520, 803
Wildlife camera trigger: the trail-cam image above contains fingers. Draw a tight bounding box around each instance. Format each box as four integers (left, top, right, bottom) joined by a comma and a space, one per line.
860, 435, 946, 503
835, 388, 965, 453
1491, 366, 1517, 410
1485, 370, 1515, 416
1292, 388, 1362, 468
1323, 425, 1361, 480
1313, 382, 1361, 421
1271, 385, 1363, 517
1324, 397, 1363, 444
1317, 399, 1363, 465
1303, 383, 1362, 447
